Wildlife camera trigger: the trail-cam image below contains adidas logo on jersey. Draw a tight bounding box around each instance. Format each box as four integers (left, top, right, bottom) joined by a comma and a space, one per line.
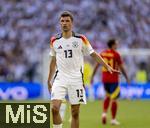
57, 45, 62, 49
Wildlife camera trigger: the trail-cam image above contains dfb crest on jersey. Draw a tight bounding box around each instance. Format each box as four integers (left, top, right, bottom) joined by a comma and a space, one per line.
72, 41, 79, 48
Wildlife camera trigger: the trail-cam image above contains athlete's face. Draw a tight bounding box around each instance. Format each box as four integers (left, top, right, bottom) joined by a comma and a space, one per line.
113, 41, 118, 50
60, 16, 73, 32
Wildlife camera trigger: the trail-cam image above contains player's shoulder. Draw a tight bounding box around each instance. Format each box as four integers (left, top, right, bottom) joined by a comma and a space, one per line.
112, 50, 122, 59
50, 33, 62, 42
73, 32, 87, 40
113, 50, 121, 56
101, 49, 116, 57
73, 32, 89, 45
100, 49, 108, 56
101, 49, 109, 54
50, 33, 62, 46
72, 32, 81, 38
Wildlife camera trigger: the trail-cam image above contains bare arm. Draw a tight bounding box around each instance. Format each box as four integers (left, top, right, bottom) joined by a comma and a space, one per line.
120, 64, 130, 84
90, 52, 120, 74
91, 63, 99, 84
47, 56, 56, 92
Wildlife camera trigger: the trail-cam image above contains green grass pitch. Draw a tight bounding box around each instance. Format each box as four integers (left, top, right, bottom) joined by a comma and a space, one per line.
51, 100, 150, 128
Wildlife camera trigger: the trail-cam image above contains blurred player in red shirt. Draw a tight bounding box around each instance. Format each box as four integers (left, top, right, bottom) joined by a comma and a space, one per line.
91, 39, 130, 125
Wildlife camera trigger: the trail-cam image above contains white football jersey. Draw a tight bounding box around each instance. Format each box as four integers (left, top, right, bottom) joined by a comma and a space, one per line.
50, 33, 94, 83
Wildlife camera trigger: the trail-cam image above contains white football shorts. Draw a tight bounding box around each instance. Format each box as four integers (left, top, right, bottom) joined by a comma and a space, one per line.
51, 80, 87, 105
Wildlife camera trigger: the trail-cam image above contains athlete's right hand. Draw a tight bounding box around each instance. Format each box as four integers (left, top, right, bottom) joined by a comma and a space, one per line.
107, 65, 120, 74
47, 81, 52, 92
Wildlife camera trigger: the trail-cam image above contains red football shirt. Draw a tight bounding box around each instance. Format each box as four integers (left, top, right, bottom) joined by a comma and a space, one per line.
100, 49, 123, 83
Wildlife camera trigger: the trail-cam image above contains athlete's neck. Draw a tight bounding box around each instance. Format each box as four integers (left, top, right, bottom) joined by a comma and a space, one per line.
62, 31, 72, 39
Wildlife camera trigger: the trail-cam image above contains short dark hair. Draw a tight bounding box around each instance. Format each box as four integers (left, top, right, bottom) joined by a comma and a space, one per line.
60, 11, 74, 21
107, 39, 116, 48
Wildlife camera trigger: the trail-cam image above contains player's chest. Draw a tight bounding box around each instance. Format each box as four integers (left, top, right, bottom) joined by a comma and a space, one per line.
54, 39, 82, 53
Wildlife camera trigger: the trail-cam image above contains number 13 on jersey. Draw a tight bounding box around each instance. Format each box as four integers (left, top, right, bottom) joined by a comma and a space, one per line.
64, 50, 72, 58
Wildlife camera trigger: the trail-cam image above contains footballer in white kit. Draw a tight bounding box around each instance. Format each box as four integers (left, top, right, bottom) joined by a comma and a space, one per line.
50, 32, 94, 104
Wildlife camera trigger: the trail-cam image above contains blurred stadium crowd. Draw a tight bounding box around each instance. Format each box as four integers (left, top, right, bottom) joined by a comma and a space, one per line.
0, 0, 149, 82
